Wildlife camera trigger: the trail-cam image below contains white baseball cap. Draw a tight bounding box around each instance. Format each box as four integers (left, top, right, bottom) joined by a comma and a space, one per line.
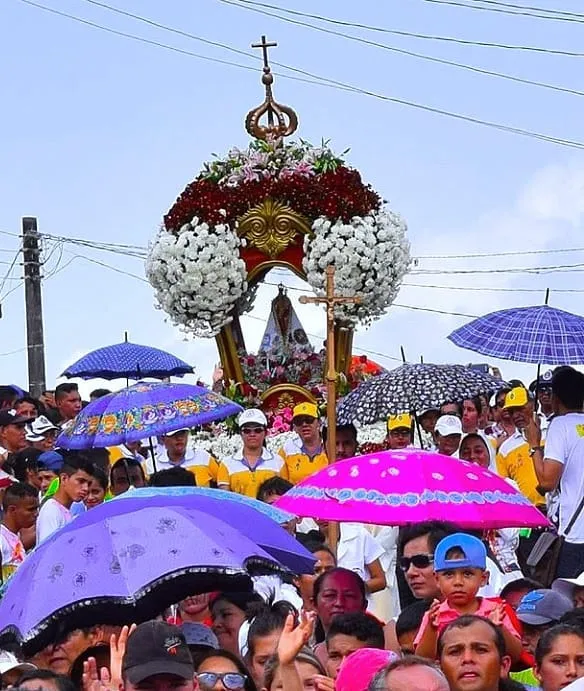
435, 415, 463, 437
25, 415, 59, 442
238, 409, 267, 427
165, 428, 190, 437
0, 650, 36, 676
552, 571, 584, 601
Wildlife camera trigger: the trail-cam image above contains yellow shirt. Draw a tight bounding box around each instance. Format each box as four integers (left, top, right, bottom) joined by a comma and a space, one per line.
279, 438, 328, 485
145, 448, 217, 488
496, 432, 546, 507
217, 449, 284, 497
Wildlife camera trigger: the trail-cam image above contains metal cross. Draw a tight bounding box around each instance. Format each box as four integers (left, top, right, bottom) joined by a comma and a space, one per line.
251, 35, 277, 69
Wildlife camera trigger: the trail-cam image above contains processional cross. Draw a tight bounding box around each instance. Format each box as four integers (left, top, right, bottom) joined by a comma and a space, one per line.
299, 266, 362, 465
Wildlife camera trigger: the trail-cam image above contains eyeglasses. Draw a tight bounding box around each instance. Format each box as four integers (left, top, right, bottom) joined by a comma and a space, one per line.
399, 554, 434, 571
293, 416, 315, 426
195, 672, 247, 690
241, 426, 264, 435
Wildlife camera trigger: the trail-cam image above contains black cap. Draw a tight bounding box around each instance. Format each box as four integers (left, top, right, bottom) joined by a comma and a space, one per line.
0, 410, 32, 427
122, 621, 194, 684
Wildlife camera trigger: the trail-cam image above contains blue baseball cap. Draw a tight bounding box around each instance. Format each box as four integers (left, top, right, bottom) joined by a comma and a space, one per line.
516, 589, 573, 625
434, 533, 487, 571
38, 451, 64, 472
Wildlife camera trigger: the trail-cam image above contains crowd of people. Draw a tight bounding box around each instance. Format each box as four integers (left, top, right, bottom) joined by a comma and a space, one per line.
0, 364, 583, 691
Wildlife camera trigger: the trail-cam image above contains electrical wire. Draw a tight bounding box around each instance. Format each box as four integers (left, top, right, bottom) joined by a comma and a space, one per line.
420, 0, 584, 23
222, 0, 584, 98
416, 246, 584, 259
403, 282, 584, 294
228, 0, 584, 57
468, 0, 584, 20
0, 250, 21, 299
412, 262, 584, 275
17, 0, 584, 149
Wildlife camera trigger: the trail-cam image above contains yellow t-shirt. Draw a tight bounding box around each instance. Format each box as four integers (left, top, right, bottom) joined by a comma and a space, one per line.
496, 432, 546, 507
217, 450, 284, 498
279, 438, 328, 485
145, 448, 217, 488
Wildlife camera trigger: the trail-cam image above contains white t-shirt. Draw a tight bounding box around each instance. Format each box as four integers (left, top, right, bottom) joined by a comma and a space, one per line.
338, 523, 385, 607
0, 525, 25, 582
542, 412, 584, 543
36, 498, 72, 544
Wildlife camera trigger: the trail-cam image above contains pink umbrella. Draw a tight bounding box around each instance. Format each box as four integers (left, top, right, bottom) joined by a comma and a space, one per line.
275, 449, 550, 530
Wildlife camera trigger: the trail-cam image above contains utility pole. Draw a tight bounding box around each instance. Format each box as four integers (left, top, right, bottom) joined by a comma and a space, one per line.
22, 217, 46, 397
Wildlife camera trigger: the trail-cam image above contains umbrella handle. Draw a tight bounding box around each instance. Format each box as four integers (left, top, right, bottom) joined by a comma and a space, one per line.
149, 437, 157, 473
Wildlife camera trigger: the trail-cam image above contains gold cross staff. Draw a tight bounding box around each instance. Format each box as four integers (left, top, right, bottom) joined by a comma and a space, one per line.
299, 266, 362, 466
251, 35, 277, 68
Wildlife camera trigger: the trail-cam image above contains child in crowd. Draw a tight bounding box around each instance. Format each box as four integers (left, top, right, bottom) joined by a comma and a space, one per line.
415, 533, 522, 661
0, 483, 38, 582
325, 612, 385, 679
395, 599, 431, 655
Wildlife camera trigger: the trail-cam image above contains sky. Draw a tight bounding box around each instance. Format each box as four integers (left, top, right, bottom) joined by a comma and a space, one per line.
2, 0, 584, 398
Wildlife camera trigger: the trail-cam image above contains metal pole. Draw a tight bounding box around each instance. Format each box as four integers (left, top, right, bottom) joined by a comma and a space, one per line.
22, 217, 46, 397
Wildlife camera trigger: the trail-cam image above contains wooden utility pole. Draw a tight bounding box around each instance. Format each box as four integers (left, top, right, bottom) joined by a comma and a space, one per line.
299, 266, 361, 549
22, 217, 46, 397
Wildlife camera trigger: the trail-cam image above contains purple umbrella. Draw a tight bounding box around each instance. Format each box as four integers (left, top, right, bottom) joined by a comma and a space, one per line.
56, 381, 242, 449
0, 504, 293, 653
62, 340, 193, 380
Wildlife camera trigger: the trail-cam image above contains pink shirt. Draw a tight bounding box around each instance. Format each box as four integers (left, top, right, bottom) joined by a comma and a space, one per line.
414, 596, 521, 646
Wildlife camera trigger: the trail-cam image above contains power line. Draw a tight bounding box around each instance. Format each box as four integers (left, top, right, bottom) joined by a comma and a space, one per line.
469, 0, 584, 20
412, 262, 584, 275
416, 246, 584, 259
18, 0, 584, 149
0, 250, 21, 299
403, 282, 584, 294
420, 0, 584, 23
230, 0, 584, 57
222, 0, 584, 98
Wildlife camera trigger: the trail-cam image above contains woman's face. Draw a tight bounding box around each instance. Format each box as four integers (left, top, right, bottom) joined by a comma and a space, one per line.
268, 660, 320, 689
314, 571, 365, 632
251, 630, 281, 688
181, 593, 211, 618
460, 437, 490, 468
573, 587, 584, 609
16, 401, 38, 419
196, 655, 246, 690
211, 600, 246, 656
536, 633, 584, 691
240, 425, 266, 451
297, 549, 336, 609
84, 478, 106, 509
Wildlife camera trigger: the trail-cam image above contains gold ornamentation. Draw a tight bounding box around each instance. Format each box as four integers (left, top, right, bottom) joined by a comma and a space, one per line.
246, 36, 298, 143
238, 199, 311, 259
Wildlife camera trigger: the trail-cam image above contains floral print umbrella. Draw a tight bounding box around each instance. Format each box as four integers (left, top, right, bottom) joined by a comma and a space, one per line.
337, 363, 503, 424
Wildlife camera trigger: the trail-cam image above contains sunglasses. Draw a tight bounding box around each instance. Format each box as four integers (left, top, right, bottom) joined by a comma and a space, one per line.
293, 416, 315, 426
399, 554, 434, 571
196, 672, 247, 690
241, 426, 264, 434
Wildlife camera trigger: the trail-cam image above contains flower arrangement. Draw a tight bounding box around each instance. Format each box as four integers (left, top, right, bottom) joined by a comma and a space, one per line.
240, 347, 326, 394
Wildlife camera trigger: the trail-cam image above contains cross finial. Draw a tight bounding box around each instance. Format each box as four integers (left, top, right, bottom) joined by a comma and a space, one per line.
252, 35, 277, 69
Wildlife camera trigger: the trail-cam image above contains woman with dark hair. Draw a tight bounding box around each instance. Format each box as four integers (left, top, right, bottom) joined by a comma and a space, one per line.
14, 396, 44, 420
293, 540, 336, 614
535, 625, 584, 691
194, 648, 257, 691
210, 592, 263, 657
84, 466, 108, 509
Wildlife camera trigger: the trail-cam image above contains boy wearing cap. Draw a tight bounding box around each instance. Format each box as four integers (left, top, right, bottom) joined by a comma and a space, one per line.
217, 409, 283, 497
279, 403, 327, 485
415, 533, 521, 661
120, 621, 194, 691
496, 387, 546, 508
386, 414, 413, 450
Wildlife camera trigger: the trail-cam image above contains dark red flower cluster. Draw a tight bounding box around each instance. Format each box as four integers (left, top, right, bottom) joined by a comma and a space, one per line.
164, 166, 381, 231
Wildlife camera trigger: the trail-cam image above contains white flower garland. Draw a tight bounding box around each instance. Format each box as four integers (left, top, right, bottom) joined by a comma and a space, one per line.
146, 217, 247, 337
303, 208, 411, 326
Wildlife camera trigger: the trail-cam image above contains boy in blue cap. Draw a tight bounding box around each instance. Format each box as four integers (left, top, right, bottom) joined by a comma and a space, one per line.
415, 533, 522, 661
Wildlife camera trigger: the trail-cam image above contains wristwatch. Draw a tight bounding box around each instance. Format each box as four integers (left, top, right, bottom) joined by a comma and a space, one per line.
529, 446, 544, 457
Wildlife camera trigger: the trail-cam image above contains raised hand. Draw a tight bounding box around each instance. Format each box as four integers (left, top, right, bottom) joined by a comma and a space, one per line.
109, 624, 137, 689
277, 612, 316, 666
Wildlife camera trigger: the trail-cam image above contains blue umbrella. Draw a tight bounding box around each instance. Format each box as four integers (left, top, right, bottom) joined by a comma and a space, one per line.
56, 381, 242, 449
0, 503, 299, 652
62, 341, 193, 380
115, 486, 295, 524
448, 304, 584, 365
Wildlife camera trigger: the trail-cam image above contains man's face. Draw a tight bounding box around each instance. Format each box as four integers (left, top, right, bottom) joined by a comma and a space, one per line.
510, 403, 532, 430
388, 428, 411, 450
437, 433, 462, 457
57, 391, 82, 421
111, 465, 146, 495
401, 535, 440, 600
34, 430, 58, 452
440, 620, 511, 691
435, 567, 488, 608
521, 623, 550, 656
335, 429, 357, 460
419, 411, 440, 434
293, 416, 320, 444
539, 387, 553, 412
61, 470, 92, 502
385, 665, 450, 691
10, 496, 40, 530
462, 400, 479, 433
0, 422, 27, 452
125, 673, 194, 691
326, 633, 371, 679
164, 432, 188, 457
